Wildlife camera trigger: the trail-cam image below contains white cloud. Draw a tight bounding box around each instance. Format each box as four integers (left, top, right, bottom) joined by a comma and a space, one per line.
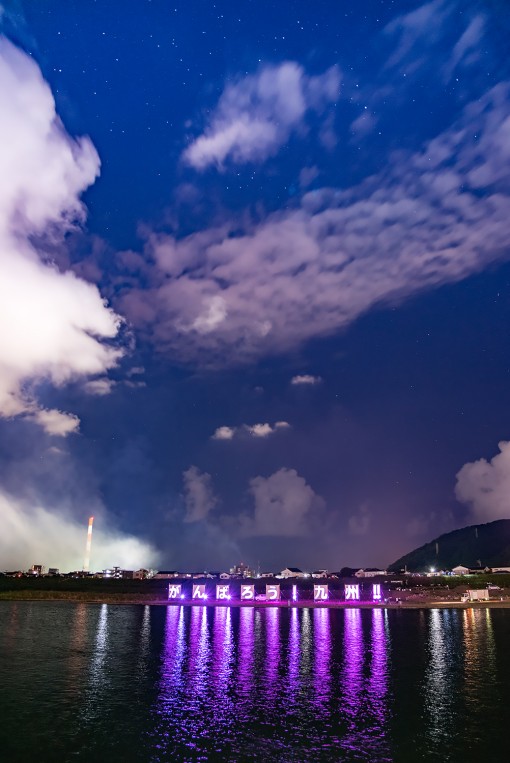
455, 441, 510, 523
237, 467, 324, 537
0, 38, 122, 434
182, 465, 218, 523
32, 408, 80, 437
211, 425, 235, 441
211, 421, 291, 440
246, 423, 274, 438
121, 82, 510, 367
291, 374, 323, 386
183, 61, 340, 170
0, 489, 160, 571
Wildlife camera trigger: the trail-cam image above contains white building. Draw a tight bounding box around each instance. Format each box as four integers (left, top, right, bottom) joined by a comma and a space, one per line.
355, 568, 387, 578
452, 565, 470, 575
279, 567, 306, 579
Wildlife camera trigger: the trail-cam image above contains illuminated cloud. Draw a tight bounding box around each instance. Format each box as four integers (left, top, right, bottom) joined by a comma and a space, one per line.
291, 374, 323, 386
0, 489, 160, 571
0, 38, 122, 434
183, 61, 340, 170
182, 465, 218, 522
455, 441, 510, 523
237, 468, 325, 537
121, 82, 510, 367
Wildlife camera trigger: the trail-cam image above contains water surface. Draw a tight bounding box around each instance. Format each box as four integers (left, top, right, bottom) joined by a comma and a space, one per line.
1, 602, 509, 762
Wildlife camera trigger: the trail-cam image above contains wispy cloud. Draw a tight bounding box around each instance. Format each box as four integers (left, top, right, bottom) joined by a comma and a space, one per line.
291, 374, 322, 386
122, 81, 510, 367
211, 421, 291, 440
183, 61, 340, 170
182, 465, 218, 522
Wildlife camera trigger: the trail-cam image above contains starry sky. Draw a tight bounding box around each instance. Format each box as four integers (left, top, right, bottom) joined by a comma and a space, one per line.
1, 0, 510, 573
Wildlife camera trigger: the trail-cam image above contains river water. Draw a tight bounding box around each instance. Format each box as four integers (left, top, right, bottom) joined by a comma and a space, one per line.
0, 602, 509, 762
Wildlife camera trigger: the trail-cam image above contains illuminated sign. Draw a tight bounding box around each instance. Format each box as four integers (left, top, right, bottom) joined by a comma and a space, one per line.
168, 584, 182, 599
266, 584, 280, 601
345, 584, 360, 601
216, 584, 230, 600
292, 584, 297, 601
240, 585, 255, 601
314, 584, 328, 601
372, 583, 382, 602
192, 584, 207, 600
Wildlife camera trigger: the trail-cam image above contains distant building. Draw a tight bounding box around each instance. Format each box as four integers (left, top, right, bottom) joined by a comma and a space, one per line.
279, 567, 306, 579
229, 562, 254, 578
47, 568, 60, 576
312, 570, 328, 578
219, 572, 231, 580
154, 571, 180, 579
260, 572, 274, 578
452, 565, 470, 575
355, 568, 387, 578
29, 565, 43, 576
492, 567, 510, 573
133, 569, 149, 580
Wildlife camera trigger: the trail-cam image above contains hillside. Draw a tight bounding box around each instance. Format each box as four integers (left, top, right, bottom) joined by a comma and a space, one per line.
389, 519, 510, 572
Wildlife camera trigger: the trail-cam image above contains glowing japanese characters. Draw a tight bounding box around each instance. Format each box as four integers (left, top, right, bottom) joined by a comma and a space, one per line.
345, 584, 360, 601
192, 584, 207, 600
241, 585, 255, 600
266, 584, 280, 601
314, 584, 328, 601
168, 584, 182, 599
216, 584, 230, 600
372, 583, 382, 602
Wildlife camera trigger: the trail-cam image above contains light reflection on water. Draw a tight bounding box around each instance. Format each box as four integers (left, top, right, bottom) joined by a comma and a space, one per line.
1, 602, 509, 762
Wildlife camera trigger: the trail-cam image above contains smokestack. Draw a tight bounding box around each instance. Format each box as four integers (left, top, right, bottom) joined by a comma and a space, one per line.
83, 516, 94, 572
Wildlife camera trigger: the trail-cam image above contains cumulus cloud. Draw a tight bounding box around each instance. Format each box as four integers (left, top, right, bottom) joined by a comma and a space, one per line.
183, 61, 340, 170
182, 465, 218, 523
455, 441, 510, 523
291, 374, 322, 386
120, 81, 510, 367
0, 489, 160, 571
236, 468, 325, 537
211, 421, 290, 440
211, 426, 235, 441
0, 38, 121, 434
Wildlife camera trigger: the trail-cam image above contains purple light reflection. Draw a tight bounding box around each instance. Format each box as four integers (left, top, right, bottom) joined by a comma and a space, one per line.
237, 607, 255, 700
313, 608, 331, 707
339, 608, 364, 749
211, 607, 233, 701
367, 608, 390, 757
264, 607, 280, 692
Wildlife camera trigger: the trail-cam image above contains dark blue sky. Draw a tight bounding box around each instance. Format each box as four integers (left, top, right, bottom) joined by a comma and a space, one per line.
1, 0, 510, 572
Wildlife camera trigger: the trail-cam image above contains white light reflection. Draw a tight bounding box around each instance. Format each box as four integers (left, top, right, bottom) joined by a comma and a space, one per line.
89, 604, 109, 690
424, 609, 459, 750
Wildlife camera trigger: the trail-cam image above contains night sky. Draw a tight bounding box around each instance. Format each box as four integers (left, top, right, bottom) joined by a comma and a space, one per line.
1, 0, 510, 573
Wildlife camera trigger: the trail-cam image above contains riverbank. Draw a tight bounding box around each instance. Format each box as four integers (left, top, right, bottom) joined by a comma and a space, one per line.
2, 590, 510, 609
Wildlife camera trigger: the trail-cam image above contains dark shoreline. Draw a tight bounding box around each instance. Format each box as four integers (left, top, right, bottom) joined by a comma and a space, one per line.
2, 593, 510, 609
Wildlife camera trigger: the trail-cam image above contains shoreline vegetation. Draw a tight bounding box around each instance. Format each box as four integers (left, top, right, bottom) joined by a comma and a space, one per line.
2, 573, 510, 609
